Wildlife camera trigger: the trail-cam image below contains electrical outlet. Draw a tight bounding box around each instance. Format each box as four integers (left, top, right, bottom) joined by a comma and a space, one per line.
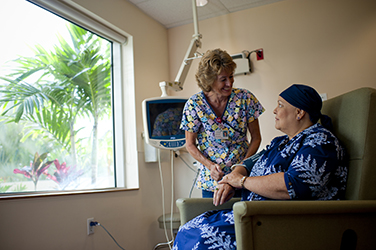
256, 49, 264, 60
87, 218, 95, 235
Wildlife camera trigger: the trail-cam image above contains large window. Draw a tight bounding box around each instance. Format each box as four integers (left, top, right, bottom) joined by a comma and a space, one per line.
0, 0, 131, 194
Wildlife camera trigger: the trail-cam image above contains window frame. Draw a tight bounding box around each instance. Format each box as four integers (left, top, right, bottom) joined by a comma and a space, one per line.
0, 0, 138, 198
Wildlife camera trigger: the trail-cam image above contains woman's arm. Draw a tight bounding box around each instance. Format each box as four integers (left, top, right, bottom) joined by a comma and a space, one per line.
244, 119, 262, 159
185, 130, 224, 181
241, 172, 290, 199
215, 171, 290, 206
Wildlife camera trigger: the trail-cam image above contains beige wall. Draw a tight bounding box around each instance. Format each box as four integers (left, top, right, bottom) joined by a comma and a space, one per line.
1, 0, 375, 249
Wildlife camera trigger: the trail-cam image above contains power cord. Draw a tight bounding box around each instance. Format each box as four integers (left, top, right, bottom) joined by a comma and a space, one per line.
90, 221, 125, 250
157, 149, 173, 249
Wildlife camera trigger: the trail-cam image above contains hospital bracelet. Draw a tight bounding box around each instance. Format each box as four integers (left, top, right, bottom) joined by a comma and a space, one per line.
230, 164, 246, 171
240, 176, 247, 188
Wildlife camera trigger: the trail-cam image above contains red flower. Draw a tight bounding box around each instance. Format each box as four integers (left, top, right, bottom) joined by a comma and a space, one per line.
13, 152, 53, 190
44, 159, 83, 190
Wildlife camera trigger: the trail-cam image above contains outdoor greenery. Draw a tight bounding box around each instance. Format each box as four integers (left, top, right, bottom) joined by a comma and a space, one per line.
0, 23, 113, 192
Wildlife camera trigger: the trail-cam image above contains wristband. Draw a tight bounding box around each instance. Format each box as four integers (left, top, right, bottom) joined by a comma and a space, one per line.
230, 164, 245, 171
240, 176, 247, 188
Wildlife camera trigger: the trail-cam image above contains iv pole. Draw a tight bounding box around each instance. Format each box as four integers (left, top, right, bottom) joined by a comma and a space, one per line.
159, 0, 202, 97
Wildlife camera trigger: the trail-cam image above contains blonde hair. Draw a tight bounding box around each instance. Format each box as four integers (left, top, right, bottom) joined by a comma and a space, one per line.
195, 49, 236, 92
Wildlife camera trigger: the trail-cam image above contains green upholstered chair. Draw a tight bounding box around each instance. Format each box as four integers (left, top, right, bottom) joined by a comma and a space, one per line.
176, 87, 376, 250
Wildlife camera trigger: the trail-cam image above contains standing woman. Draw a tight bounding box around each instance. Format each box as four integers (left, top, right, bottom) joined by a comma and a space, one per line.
180, 48, 265, 198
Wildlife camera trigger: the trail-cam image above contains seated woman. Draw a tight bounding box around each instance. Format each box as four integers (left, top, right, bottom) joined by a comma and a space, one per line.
172, 84, 348, 250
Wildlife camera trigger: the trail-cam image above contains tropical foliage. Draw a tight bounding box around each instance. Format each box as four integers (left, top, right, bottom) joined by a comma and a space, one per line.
0, 22, 113, 192
44, 159, 84, 190
13, 152, 53, 190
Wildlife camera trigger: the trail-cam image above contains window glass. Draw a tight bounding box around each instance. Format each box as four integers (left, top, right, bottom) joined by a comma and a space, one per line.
0, 0, 119, 193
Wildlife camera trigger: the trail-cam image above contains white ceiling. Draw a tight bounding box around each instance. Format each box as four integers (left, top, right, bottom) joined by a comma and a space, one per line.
127, 0, 286, 29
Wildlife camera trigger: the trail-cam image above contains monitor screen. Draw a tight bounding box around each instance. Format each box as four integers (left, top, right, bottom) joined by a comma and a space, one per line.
142, 97, 187, 150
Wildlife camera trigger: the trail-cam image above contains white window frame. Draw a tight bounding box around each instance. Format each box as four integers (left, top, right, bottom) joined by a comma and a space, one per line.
0, 0, 138, 197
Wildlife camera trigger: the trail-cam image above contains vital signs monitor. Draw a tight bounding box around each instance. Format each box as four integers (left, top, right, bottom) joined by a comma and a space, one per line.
142, 97, 187, 150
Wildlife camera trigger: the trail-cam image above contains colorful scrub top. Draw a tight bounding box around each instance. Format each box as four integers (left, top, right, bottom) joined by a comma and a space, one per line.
180, 88, 265, 192
172, 123, 348, 250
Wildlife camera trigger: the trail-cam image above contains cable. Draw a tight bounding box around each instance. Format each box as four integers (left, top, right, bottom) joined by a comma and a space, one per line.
90, 221, 125, 250
177, 153, 199, 198
189, 165, 200, 198
170, 150, 174, 248
158, 149, 173, 249
178, 154, 197, 172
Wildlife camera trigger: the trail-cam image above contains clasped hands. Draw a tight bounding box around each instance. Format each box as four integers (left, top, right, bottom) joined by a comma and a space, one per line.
213, 171, 245, 206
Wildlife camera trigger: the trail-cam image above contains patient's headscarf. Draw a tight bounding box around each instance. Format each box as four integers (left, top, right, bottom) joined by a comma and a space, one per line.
280, 84, 333, 130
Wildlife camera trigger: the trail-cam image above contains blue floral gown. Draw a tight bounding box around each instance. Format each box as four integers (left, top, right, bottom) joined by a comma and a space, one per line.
172, 123, 348, 250
180, 88, 265, 192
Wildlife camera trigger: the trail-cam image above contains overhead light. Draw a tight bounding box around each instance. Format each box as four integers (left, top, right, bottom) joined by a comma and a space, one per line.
196, 0, 208, 7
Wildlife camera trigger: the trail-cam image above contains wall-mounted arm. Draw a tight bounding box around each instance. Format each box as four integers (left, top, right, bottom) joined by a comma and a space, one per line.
160, 0, 202, 95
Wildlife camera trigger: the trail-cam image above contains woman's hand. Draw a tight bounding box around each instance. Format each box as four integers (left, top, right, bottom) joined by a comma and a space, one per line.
218, 171, 243, 189
213, 183, 235, 206
185, 131, 225, 181
220, 171, 290, 200
210, 164, 224, 181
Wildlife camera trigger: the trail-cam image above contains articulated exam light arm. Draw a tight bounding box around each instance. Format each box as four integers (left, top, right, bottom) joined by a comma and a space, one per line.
160, 0, 202, 96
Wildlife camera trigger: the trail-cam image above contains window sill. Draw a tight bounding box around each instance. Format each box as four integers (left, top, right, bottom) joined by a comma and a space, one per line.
0, 187, 138, 200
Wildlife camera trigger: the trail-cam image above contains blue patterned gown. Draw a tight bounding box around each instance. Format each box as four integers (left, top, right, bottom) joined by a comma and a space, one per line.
173, 123, 347, 250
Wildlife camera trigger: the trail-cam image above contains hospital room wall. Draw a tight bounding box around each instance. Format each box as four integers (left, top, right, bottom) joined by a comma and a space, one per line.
168, 0, 376, 201
0, 0, 176, 249
0, 0, 375, 249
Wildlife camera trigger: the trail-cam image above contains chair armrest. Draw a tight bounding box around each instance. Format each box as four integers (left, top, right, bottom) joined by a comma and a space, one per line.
233, 200, 376, 217
176, 197, 241, 225
233, 200, 376, 250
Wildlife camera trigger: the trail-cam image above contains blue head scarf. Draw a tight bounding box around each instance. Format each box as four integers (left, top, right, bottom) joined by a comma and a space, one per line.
280, 84, 333, 130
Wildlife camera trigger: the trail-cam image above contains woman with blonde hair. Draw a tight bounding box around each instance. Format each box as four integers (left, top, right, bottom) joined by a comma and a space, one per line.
180, 48, 265, 198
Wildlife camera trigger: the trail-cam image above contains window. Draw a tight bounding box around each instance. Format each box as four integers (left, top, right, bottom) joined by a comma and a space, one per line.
0, 0, 135, 195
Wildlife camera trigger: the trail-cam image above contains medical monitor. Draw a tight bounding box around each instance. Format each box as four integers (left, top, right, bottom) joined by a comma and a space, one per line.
142, 97, 187, 150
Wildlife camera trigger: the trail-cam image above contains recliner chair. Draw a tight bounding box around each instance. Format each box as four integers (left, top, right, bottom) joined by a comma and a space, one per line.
176, 87, 376, 250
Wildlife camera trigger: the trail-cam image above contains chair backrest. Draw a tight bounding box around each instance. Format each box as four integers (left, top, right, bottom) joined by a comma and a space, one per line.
321, 87, 376, 200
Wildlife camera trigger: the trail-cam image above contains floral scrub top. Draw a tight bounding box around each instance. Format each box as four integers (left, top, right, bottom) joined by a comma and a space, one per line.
180, 88, 265, 192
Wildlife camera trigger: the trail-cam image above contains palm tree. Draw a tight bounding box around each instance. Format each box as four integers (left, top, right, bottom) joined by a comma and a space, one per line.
54, 24, 112, 184
0, 23, 112, 185
0, 77, 73, 155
